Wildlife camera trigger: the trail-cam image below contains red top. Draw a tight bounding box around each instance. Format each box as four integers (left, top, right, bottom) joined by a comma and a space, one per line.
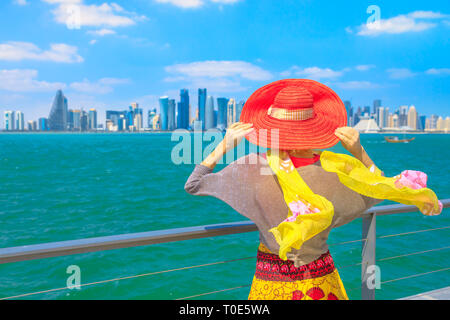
262, 153, 321, 168
290, 154, 321, 168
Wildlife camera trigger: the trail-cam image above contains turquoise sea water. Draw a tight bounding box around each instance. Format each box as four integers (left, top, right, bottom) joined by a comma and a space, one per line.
0, 133, 449, 300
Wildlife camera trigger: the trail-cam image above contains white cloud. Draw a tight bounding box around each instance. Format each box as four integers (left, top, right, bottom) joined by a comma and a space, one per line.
425, 68, 450, 75
87, 28, 116, 36
386, 68, 417, 79
0, 41, 83, 63
408, 11, 449, 19
358, 16, 435, 36
0, 69, 66, 92
281, 66, 343, 80
355, 64, 376, 71
155, 0, 203, 8
192, 78, 246, 92
165, 60, 271, 93
210, 0, 240, 4
13, 0, 28, 5
69, 78, 130, 94
166, 60, 272, 81
155, 0, 240, 9
42, 0, 147, 28
335, 81, 380, 90
350, 11, 448, 36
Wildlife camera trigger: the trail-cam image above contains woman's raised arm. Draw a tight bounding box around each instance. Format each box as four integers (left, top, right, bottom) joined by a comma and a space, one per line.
201, 122, 254, 169
334, 126, 378, 171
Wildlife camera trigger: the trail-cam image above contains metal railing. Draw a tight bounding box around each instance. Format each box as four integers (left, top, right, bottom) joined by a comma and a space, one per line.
0, 199, 449, 300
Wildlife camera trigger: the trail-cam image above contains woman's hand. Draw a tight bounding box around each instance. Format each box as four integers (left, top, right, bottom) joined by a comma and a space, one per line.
335, 126, 378, 170
335, 126, 363, 159
201, 122, 254, 169
223, 122, 254, 153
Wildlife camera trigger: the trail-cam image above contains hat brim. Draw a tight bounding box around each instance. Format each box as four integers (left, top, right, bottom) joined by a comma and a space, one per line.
240, 79, 347, 150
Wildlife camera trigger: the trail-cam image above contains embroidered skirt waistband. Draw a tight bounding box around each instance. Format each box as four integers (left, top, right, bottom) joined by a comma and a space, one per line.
255, 244, 335, 282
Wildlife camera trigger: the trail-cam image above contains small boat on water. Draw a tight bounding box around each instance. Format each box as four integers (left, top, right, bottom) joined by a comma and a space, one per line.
384, 136, 415, 143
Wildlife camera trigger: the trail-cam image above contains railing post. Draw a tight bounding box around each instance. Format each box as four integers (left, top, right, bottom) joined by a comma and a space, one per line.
361, 212, 376, 300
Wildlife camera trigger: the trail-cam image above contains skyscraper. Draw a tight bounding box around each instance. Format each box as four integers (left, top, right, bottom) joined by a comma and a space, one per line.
399, 105, 409, 127
159, 96, 169, 131
148, 108, 157, 129
72, 110, 81, 130
48, 89, 68, 131
437, 116, 445, 130
67, 109, 74, 130
227, 98, 236, 128
214, 110, 218, 128
15, 111, 24, 131
392, 114, 399, 128
118, 115, 127, 131
81, 110, 88, 131
236, 100, 245, 122
4, 111, 15, 131
205, 95, 215, 130
128, 103, 143, 130
407, 106, 418, 130
38, 118, 48, 131
198, 88, 207, 130
430, 114, 438, 129
106, 110, 127, 131
418, 115, 426, 131
373, 99, 381, 114
217, 97, 228, 130
168, 99, 176, 131
376, 107, 389, 128
153, 114, 161, 130
88, 109, 97, 130
377, 107, 384, 128
178, 89, 189, 129
344, 101, 352, 126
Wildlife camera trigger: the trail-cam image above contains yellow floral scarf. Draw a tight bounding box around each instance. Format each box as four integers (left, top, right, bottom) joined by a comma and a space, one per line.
267, 150, 442, 261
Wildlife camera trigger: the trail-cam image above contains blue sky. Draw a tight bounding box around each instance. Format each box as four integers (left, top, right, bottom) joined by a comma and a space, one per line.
0, 0, 449, 127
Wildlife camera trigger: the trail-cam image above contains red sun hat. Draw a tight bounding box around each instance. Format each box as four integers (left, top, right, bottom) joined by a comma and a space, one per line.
240, 79, 347, 150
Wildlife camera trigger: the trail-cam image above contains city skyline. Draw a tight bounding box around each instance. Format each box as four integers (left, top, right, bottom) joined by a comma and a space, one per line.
0, 1, 449, 129
3, 88, 450, 133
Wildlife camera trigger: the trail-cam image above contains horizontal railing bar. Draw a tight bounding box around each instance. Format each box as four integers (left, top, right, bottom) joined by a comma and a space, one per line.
1, 199, 449, 265
0, 221, 257, 264
361, 198, 450, 218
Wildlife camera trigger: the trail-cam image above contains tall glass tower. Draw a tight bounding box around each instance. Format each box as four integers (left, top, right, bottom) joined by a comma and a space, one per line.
159, 96, 169, 131
198, 88, 207, 130
148, 109, 157, 129
178, 89, 189, 129
344, 100, 352, 126
217, 97, 228, 131
168, 99, 176, 131
88, 109, 97, 130
38, 118, 48, 131
236, 100, 245, 123
4, 111, 15, 131
205, 96, 215, 130
15, 111, 24, 131
227, 98, 236, 128
48, 89, 68, 131
373, 99, 381, 114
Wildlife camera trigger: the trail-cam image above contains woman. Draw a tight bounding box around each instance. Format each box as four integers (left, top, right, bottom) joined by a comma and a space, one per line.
184, 79, 441, 300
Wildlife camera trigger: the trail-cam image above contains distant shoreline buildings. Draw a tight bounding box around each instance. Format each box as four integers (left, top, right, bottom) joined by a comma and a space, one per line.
345, 99, 450, 133
2, 90, 449, 133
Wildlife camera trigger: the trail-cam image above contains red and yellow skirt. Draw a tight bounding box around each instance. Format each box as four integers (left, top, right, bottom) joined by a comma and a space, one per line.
248, 243, 348, 300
